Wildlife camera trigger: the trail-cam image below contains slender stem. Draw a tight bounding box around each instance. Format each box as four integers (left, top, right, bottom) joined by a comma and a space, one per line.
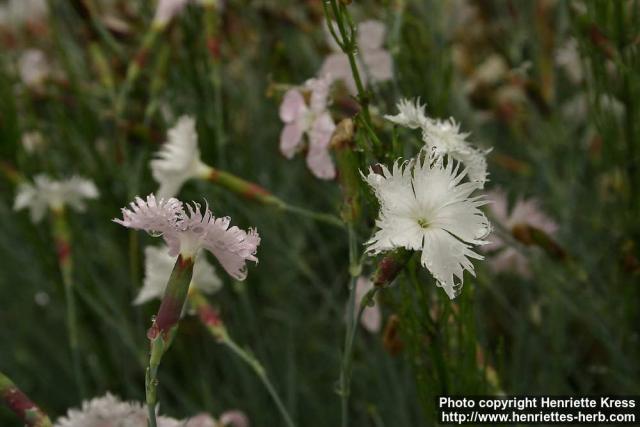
144, 255, 194, 427
281, 204, 345, 229
323, 0, 381, 147
202, 169, 344, 228
203, 1, 227, 167
222, 336, 296, 427
51, 209, 86, 398
0, 371, 52, 427
190, 290, 296, 427
115, 28, 159, 117
338, 224, 365, 427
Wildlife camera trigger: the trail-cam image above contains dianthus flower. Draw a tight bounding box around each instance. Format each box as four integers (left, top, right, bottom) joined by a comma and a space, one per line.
364, 154, 490, 299
279, 75, 336, 179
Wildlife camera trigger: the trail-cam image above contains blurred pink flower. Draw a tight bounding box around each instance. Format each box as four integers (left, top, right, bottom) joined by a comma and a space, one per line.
219, 410, 250, 427
484, 189, 558, 277
354, 277, 381, 333
114, 194, 260, 279
319, 20, 393, 94
153, 0, 190, 27
18, 49, 49, 89
279, 75, 336, 180
53, 394, 240, 427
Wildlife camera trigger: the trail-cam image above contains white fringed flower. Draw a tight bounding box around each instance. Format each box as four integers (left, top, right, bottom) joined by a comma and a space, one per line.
385, 98, 490, 187
53, 393, 229, 427
114, 194, 260, 279
354, 277, 381, 333
364, 154, 491, 299
319, 20, 393, 94
14, 175, 99, 223
484, 189, 558, 277
153, 0, 190, 27
135, 245, 222, 305
279, 75, 336, 180
151, 115, 212, 199
384, 98, 429, 129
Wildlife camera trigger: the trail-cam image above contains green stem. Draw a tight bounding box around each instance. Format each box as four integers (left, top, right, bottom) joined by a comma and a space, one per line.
115, 28, 159, 117
323, 0, 381, 147
203, 2, 227, 167
51, 209, 86, 398
144, 255, 194, 427
190, 290, 296, 427
281, 204, 345, 229
338, 224, 366, 427
0, 371, 52, 427
222, 335, 296, 427
202, 169, 344, 228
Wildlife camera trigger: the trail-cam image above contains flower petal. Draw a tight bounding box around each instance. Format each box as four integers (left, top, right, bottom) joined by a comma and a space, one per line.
355, 277, 381, 333
279, 122, 304, 159
421, 228, 483, 299
357, 20, 386, 51
306, 112, 336, 179
202, 218, 260, 281
279, 89, 306, 123
362, 50, 393, 83
219, 410, 250, 427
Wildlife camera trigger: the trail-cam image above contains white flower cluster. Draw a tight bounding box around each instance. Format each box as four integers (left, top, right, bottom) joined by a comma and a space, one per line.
114, 194, 260, 280
364, 99, 492, 299
385, 98, 490, 187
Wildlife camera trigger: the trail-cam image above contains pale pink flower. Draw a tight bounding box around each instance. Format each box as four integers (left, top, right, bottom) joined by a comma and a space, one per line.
114, 194, 260, 279
219, 410, 250, 427
484, 189, 558, 277
279, 75, 336, 179
184, 411, 249, 427
319, 20, 393, 94
18, 49, 50, 89
53, 393, 174, 427
153, 0, 190, 27
354, 277, 381, 333
53, 394, 230, 427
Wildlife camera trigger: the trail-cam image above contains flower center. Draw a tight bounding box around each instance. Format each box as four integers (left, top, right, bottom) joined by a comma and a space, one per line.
417, 218, 430, 229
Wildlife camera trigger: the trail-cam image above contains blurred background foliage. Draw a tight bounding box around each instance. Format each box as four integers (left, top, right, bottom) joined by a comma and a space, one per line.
0, 0, 639, 425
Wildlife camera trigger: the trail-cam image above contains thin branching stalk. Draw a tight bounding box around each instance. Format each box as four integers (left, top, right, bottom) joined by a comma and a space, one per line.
190, 290, 297, 427
322, 0, 382, 147
0, 371, 52, 427
202, 168, 344, 228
